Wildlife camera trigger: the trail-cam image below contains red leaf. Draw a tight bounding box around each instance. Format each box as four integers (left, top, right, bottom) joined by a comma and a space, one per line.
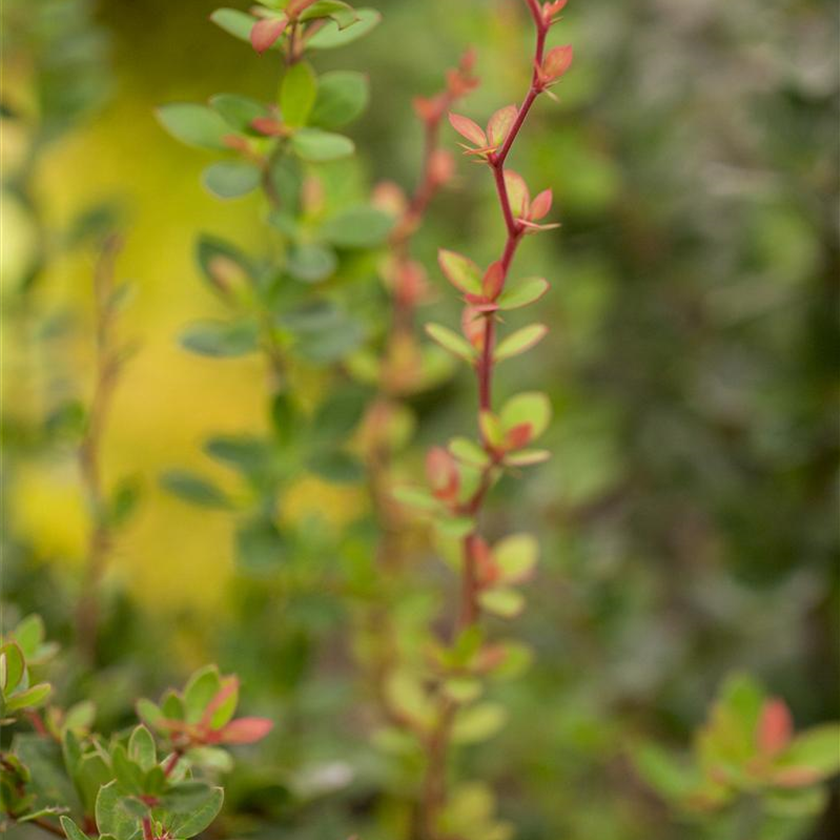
448, 112, 487, 147
218, 716, 274, 744
250, 17, 287, 54
758, 698, 793, 755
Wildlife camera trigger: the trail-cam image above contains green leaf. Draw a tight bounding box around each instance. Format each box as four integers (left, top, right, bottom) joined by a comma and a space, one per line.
179, 319, 259, 358
204, 435, 272, 477
161, 780, 219, 814
306, 8, 381, 49
60, 817, 89, 840
287, 242, 337, 282
202, 162, 261, 199
494, 324, 548, 362
307, 450, 363, 484
452, 703, 508, 744
392, 486, 439, 511
478, 588, 525, 618
74, 752, 112, 815
311, 386, 368, 440
210, 9, 263, 46
135, 699, 164, 729
235, 518, 289, 575
164, 787, 223, 838
156, 104, 230, 151
96, 781, 141, 840
299, 0, 356, 25
183, 665, 222, 724
0, 642, 25, 694
425, 323, 476, 364
110, 744, 143, 795
449, 437, 490, 467
320, 206, 394, 248
291, 128, 354, 161
505, 448, 550, 466
209, 93, 267, 133
780, 725, 840, 778
6, 683, 51, 712
435, 516, 475, 539
633, 743, 699, 802
196, 234, 252, 287
280, 62, 318, 128
14, 733, 77, 809
493, 533, 538, 582
438, 250, 482, 296
310, 71, 369, 128
500, 392, 551, 440
160, 471, 231, 509
497, 277, 549, 310
11, 615, 46, 659
128, 726, 156, 772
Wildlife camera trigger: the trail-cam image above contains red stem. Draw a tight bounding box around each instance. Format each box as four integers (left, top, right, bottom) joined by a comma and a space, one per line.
419, 6, 552, 835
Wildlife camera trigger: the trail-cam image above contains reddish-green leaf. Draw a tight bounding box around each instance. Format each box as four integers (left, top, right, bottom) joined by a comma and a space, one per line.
438, 249, 483, 295
494, 324, 548, 362
448, 112, 486, 147
497, 277, 549, 310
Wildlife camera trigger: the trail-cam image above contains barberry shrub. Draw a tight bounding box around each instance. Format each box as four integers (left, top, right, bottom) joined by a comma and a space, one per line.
635, 674, 840, 840
0, 616, 271, 839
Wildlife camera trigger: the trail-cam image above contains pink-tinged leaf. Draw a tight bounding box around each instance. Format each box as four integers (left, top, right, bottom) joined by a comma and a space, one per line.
758, 698, 793, 755
542, 45, 573, 81
448, 112, 487, 147
426, 447, 460, 501
486, 105, 517, 147
250, 17, 287, 53
495, 324, 548, 362
529, 189, 553, 220
503, 170, 530, 218
482, 261, 505, 300
219, 716, 273, 744
251, 117, 285, 136
438, 249, 483, 296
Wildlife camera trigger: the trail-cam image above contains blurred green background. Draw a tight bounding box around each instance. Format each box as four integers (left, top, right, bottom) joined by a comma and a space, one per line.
2, 0, 838, 838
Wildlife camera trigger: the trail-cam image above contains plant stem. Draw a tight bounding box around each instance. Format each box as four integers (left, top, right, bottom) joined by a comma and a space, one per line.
417, 3, 550, 835
76, 234, 125, 662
